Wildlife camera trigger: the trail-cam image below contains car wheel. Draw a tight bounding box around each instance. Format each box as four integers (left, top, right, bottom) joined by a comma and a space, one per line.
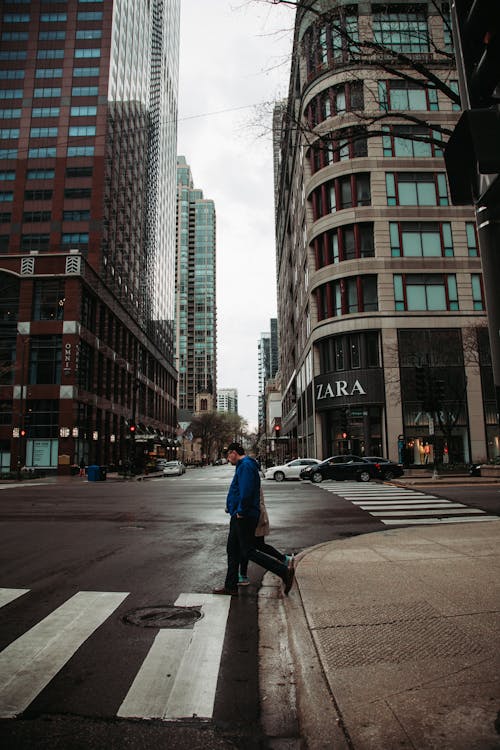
357, 470, 371, 482
384, 470, 394, 480
274, 471, 285, 482
311, 471, 323, 483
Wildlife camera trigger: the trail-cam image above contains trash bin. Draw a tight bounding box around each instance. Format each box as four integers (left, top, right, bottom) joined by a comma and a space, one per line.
87, 464, 100, 482
99, 465, 107, 481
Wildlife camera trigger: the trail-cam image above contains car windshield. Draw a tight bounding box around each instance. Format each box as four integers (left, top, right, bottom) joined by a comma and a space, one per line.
165, 462, 178, 467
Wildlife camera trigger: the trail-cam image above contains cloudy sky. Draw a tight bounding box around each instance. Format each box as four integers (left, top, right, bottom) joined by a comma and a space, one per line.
177, 1, 295, 430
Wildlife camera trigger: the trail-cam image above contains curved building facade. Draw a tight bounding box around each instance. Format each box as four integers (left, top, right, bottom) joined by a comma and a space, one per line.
275, 0, 496, 465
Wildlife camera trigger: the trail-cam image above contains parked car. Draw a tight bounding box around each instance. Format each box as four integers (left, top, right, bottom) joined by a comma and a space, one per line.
300, 454, 379, 483
162, 460, 186, 476
364, 457, 404, 480
265, 458, 321, 482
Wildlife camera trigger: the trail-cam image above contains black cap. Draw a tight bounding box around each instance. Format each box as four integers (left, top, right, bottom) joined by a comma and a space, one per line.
226, 442, 245, 455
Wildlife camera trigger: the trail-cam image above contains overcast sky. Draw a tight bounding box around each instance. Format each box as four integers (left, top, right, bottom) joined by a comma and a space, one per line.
177, 1, 294, 430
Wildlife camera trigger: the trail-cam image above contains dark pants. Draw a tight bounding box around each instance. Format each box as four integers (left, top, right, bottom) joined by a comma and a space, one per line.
240, 537, 285, 577
225, 515, 288, 590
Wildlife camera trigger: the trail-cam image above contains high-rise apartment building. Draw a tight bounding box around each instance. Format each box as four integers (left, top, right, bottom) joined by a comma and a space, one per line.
0, 0, 180, 474
175, 156, 217, 413
257, 319, 279, 432
217, 388, 238, 414
274, 0, 495, 464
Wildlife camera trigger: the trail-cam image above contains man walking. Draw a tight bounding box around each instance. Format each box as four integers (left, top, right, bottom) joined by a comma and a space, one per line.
213, 442, 294, 596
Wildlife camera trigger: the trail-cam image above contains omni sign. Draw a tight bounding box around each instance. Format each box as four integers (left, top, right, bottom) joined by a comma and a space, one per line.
316, 379, 366, 400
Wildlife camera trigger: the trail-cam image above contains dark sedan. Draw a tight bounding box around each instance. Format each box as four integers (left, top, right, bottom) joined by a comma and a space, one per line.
364, 457, 404, 480
300, 454, 379, 483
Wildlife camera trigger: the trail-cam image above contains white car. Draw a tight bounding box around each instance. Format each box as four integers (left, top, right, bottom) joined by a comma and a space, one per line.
162, 460, 186, 476
265, 458, 320, 482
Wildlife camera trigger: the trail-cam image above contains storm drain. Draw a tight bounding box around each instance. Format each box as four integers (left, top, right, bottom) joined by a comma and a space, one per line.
122, 605, 203, 629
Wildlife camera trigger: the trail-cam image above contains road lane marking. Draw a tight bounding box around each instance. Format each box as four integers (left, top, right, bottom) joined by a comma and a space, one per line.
0, 589, 29, 608
0, 590, 128, 718
118, 592, 231, 721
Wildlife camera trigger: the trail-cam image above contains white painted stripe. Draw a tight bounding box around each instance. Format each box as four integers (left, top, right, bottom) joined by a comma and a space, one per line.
117, 629, 191, 719
0, 483, 48, 491
0, 589, 29, 608
354, 503, 467, 510
369, 508, 486, 517
118, 593, 231, 721
352, 498, 452, 504
382, 515, 499, 525
0, 590, 128, 718
164, 593, 231, 719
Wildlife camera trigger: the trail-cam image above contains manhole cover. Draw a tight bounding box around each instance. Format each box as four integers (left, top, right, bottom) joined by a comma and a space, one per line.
123, 605, 203, 629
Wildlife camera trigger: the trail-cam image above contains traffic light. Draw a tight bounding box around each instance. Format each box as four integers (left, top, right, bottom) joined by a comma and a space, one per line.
274, 424, 281, 437
455, 0, 500, 108
128, 423, 136, 436
20, 427, 26, 438
339, 408, 348, 434
445, 0, 500, 204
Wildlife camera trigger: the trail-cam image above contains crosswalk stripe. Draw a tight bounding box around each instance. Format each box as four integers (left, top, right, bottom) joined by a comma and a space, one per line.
0, 588, 29, 608
118, 593, 231, 720
0, 590, 128, 719
319, 481, 495, 525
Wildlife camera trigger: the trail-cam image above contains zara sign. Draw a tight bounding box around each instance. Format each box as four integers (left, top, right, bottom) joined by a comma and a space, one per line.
313, 369, 384, 411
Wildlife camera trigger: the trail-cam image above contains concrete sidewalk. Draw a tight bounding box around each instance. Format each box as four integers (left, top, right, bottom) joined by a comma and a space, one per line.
260, 520, 500, 750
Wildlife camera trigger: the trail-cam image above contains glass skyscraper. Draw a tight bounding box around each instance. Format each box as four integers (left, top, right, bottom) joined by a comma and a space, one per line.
175, 156, 217, 413
0, 0, 180, 474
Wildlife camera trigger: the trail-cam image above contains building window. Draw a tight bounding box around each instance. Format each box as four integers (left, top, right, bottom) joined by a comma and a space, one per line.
71, 86, 98, 96
76, 29, 102, 39
67, 145, 94, 156
382, 125, 442, 157
23, 210, 51, 222
77, 12, 103, 21
62, 232, 89, 246
64, 187, 91, 199
0, 108, 22, 119
33, 279, 65, 321
0, 128, 20, 139
73, 67, 99, 77
318, 331, 380, 373
70, 105, 97, 116
312, 173, 370, 219
309, 126, 367, 172
0, 70, 24, 80
471, 274, 484, 310
34, 87, 61, 98
37, 49, 64, 59
0, 170, 15, 180
66, 166, 93, 177
389, 222, 453, 257
74, 48, 101, 58
0, 272, 19, 323
68, 125, 96, 136
35, 68, 62, 78
25, 189, 53, 200
372, 5, 429, 53
307, 81, 364, 125
40, 13, 67, 22
39, 31, 66, 40
3, 14, 30, 22
63, 209, 90, 221
29, 337, 62, 385
0, 149, 18, 159
393, 274, 459, 311
28, 147, 57, 158
0, 90, 23, 100
2, 32, 29, 41
379, 79, 438, 111
27, 168, 55, 179
21, 234, 50, 251
314, 223, 374, 268
0, 191, 13, 202
32, 107, 60, 117
305, 6, 359, 76
0, 51, 27, 61
316, 275, 378, 320
386, 172, 448, 206
466, 222, 478, 256
30, 127, 58, 137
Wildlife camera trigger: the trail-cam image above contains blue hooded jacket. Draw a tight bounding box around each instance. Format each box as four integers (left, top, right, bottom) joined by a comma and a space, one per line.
226, 455, 260, 518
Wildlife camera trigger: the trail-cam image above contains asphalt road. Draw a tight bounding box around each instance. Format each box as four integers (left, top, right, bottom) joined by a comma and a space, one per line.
0, 467, 498, 749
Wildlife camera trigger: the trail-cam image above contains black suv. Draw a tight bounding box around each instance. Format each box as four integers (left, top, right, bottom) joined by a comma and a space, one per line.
300, 454, 379, 483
